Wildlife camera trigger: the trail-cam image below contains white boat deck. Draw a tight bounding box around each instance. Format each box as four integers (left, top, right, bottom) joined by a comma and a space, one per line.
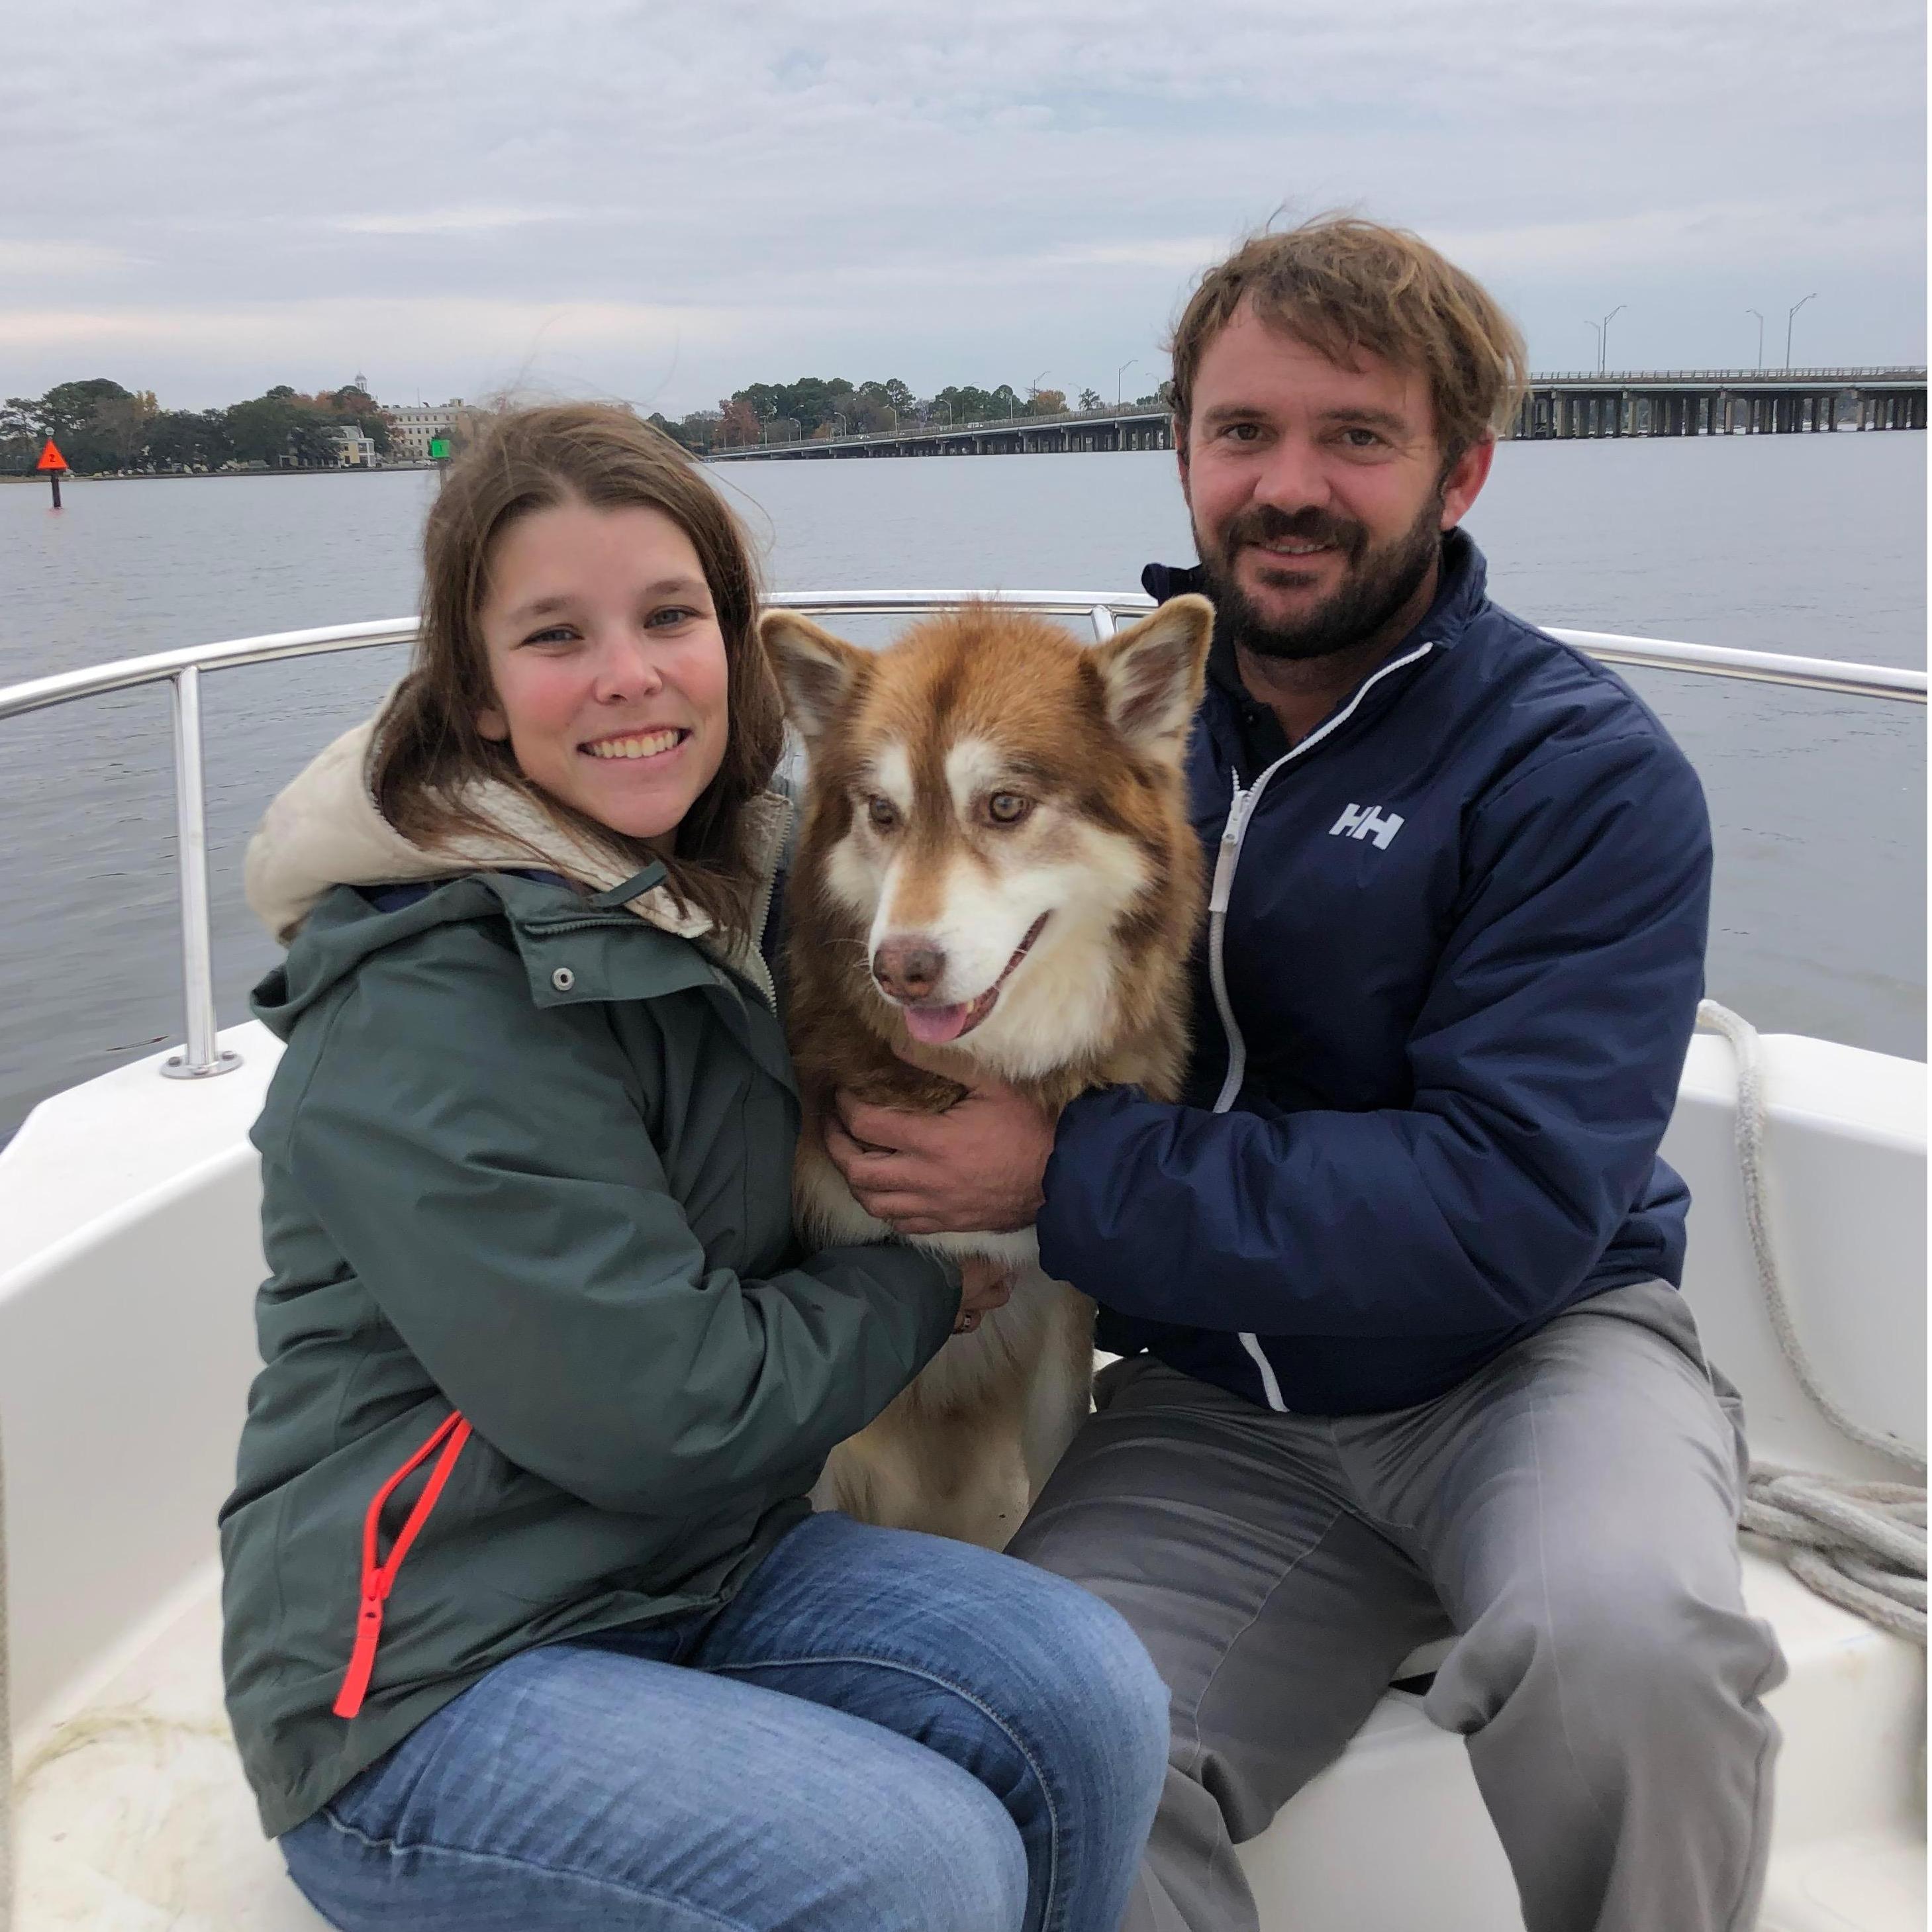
8, 1523, 1921, 1931
1, 1020, 1924, 1930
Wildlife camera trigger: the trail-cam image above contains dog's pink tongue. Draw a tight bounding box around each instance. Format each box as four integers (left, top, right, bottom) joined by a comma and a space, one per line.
903, 1003, 973, 1045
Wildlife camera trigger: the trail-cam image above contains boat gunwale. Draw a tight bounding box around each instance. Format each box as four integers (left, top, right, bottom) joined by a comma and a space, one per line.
0, 595, 1923, 1083
1, 599, 1925, 720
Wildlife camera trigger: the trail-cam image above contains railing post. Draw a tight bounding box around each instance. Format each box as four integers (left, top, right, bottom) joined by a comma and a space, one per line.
1088, 604, 1117, 642
161, 665, 241, 1079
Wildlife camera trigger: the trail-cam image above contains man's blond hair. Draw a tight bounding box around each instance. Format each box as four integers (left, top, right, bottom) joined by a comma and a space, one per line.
1169, 217, 1527, 461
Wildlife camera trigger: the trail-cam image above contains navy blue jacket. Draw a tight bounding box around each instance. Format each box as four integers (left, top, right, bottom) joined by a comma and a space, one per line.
1037, 531, 1712, 1415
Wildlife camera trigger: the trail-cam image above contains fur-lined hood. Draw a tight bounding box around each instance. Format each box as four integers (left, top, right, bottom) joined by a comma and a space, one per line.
244, 703, 790, 999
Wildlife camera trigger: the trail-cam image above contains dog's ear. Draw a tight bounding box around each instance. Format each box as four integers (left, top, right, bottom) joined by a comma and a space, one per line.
1092, 595, 1213, 755
760, 610, 873, 748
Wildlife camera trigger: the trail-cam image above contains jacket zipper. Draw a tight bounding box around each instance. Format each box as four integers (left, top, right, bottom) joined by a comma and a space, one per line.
521, 914, 650, 937
1206, 640, 1436, 1413
333, 1410, 473, 1721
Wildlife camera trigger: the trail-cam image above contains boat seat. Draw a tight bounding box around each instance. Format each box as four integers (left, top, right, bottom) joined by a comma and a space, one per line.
10, 1545, 1920, 1932
11, 1569, 328, 1931
1236, 1545, 1926, 1932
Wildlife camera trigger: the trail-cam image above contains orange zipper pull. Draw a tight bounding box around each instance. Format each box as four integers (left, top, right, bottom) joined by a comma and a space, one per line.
333, 1586, 388, 1719
332, 1412, 471, 1722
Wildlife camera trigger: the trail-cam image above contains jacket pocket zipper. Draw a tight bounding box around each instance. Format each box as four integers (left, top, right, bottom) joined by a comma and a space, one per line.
333, 1411, 473, 1721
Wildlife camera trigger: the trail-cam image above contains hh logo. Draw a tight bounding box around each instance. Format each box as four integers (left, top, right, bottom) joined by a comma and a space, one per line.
1329, 803, 1404, 850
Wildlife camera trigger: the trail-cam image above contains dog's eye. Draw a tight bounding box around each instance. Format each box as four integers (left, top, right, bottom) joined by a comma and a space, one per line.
987, 793, 1032, 826
867, 796, 900, 832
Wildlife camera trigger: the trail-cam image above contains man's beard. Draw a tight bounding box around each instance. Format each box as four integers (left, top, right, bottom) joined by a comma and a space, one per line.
1198, 495, 1444, 662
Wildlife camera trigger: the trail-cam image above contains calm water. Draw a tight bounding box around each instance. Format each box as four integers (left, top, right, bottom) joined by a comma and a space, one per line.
1, 434, 1923, 1144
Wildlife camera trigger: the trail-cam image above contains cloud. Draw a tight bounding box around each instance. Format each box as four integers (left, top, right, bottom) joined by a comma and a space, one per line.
328, 205, 599, 237
0, 294, 751, 357
0, 0, 1919, 407
1051, 239, 1230, 273
1437, 201, 1925, 279
0, 238, 141, 278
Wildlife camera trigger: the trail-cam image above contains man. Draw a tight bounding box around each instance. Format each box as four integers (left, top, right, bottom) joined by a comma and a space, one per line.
828, 217, 1784, 1932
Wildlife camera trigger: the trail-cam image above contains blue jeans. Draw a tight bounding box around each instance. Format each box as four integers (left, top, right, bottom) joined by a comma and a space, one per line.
281, 1510, 1169, 1931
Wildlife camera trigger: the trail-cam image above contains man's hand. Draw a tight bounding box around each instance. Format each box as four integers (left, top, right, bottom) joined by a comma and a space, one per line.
827, 1077, 1057, 1236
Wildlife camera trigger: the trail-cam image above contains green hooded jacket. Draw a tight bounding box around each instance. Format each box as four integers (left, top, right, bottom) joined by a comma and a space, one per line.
220, 730, 959, 1838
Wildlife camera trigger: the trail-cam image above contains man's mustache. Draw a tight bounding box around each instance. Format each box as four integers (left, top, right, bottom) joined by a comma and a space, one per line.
1222, 505, 1369, 563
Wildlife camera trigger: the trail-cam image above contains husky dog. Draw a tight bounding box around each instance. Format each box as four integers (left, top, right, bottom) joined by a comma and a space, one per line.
759, 597, 1214, 1547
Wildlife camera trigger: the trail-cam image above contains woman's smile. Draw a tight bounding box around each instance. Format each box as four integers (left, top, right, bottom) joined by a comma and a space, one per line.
582, 726, 690, 761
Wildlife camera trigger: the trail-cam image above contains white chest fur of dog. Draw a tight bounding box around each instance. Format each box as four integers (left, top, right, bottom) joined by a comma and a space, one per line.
761, 597, 1212, 1548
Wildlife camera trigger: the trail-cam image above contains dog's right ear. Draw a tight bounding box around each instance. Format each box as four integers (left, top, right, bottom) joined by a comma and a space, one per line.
759, 610, 873, 748
1093, 593, 1214, 755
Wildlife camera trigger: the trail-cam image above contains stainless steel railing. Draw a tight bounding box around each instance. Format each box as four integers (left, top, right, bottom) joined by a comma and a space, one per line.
1, 594, 1923, 1080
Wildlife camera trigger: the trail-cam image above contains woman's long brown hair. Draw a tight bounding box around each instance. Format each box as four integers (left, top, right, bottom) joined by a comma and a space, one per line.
373, 403, 785, 946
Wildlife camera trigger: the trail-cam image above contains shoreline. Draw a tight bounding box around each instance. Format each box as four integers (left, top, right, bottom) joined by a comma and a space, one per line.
0, 465, 438, 484
5, 427, 1925, 488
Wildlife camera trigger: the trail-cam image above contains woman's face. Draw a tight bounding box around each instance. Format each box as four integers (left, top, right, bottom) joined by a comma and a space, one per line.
475, 501, 730, 844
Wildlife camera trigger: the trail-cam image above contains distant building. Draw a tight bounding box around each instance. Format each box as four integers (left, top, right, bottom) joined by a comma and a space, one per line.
332, 425, 378, 468
383, 400, 481, 463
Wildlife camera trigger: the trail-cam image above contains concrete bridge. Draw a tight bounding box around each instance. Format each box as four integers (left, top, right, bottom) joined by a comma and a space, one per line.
1510, 367, 1926, 440
706, 367, 1925, 461
707, 399, 1176, 461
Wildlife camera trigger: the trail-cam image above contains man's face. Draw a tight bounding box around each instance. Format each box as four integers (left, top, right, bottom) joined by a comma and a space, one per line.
1179, 302, 1491, 660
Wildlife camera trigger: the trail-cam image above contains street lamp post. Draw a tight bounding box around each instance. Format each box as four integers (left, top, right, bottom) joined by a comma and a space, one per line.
1746, 311, 1765, 370
1116, 358, 1139, 407
1029, 369, 1051, 420
1598, 305, 1625, 374
1786, 293, 1817, 370
1585, 320, 1603, 371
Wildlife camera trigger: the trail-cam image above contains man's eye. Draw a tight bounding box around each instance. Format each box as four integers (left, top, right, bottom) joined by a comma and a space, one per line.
867, 796, 900, 831
1224, 422, 1263, 443
987, 793, 1032, 825
1340, 428, 1384, 449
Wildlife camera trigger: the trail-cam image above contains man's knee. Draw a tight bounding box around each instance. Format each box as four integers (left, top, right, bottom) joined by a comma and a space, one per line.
1429, 1560, 1784, 1754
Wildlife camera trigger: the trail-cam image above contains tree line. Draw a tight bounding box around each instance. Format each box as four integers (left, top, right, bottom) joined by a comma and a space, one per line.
1, 378, 392, 475
648, 373, 1172, 452
1, 369, 1177, 475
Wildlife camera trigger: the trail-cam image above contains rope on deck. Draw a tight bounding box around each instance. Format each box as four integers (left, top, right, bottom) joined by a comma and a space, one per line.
2, 1420, 11, 1929
1697, 1000, 1927, 1645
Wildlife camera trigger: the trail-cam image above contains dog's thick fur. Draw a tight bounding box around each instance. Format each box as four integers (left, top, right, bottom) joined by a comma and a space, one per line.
761, 597, 1214, 1547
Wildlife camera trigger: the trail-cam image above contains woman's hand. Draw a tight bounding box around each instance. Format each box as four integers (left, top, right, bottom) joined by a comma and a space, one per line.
953, 1255, 1015, 1335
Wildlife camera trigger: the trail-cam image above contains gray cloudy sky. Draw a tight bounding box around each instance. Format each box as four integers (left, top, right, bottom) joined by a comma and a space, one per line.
4, 1, 1924, 413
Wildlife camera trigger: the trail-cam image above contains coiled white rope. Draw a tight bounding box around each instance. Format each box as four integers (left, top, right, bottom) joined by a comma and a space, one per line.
1, 1421, 11, 1929
1697, 1000, 1927, 1645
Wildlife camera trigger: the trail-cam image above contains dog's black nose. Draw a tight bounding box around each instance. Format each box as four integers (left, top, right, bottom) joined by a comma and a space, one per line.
873, 938, 945, 1000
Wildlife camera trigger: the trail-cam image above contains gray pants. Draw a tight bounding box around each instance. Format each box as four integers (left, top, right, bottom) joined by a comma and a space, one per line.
1008, 1281, 1787, 1932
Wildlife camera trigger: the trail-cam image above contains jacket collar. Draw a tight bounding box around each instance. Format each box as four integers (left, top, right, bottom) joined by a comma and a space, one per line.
243, 702, 790, 1005
1145, 529, 1490, 772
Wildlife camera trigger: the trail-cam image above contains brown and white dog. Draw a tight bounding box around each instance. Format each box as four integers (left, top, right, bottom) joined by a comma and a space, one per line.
759, 596, 1214, 1547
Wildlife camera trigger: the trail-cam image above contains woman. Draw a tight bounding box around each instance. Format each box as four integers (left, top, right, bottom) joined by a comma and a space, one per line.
220, 403, 1168, 1931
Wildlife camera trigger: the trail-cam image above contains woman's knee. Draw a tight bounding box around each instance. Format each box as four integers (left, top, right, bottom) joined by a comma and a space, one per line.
283, 1741, 1030, 1932
1000, 1567, 1173, 1804
856, 1768, 1030, 1932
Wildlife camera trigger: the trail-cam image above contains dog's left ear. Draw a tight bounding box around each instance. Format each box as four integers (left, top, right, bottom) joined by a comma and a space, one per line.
1092, 594, 1214, 755
760, 610, 873, 749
